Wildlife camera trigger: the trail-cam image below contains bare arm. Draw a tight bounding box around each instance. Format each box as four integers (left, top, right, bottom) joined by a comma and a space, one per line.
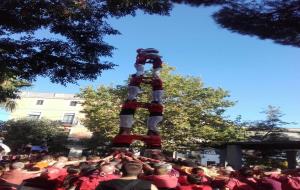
151, 184, 158, 190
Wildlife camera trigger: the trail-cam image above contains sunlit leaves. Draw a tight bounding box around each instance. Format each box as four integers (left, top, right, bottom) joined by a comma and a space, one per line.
79, 65, 245, 151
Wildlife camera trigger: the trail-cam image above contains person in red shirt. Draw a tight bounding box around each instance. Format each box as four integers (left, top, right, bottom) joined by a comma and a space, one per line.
119, 100, 145, 135
96, 161, 158, 190
144, 101, 163, 136
148, 55, 162, 78
140, 164, 178, 189
191, 168, 211, 185
276, 175, 300, 190
144, 76, 164, 104
151, 77, 163, 104
127, 74, 145, 101
177, 174, 212, 190
75, 164, 120, 190
224, 170, 255, 190
135, 48, 158, 76
114, 100, 147, 147
135, 48, 162, 77
20, 165, 68, 190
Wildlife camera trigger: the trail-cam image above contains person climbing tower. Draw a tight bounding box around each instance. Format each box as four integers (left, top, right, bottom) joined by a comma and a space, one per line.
112, 48, 164, 150
135, 48, 162, 77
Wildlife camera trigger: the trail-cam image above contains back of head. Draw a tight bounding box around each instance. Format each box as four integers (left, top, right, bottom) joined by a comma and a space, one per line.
224, 166, 235, 176
11, 162, 25, 170
100, 163, 115, 175
187, 174, 202, 185
239, 167, 254, 178
192, 167, 205, 175
154, 164, 169, 175
123, 161, 143, 177
81, 165, 98, 176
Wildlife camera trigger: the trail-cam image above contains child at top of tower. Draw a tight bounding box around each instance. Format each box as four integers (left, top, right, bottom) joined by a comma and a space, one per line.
135, 48, 162, 77
136, 48, 159, 54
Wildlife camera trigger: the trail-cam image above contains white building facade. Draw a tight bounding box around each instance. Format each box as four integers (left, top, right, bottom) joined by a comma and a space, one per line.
9, 91, 92, 142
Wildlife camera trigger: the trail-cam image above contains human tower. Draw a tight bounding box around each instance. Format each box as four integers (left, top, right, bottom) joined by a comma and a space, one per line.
112, 48, 164, 149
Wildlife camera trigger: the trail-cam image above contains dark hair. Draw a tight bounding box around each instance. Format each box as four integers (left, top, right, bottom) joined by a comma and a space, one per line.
81, 166, 97, 176
67, 166, 80, 174
187, 174, 202, 185
239, 167, 254, 178
191, 167, 204, 174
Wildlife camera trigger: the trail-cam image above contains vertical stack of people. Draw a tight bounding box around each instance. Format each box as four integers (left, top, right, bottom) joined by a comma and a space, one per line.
113, 48, 164, 149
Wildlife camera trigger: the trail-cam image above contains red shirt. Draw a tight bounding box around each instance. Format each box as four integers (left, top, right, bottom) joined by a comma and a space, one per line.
225, 178, 254, 190
141, 174, 178, 189
152, 57, 162, 69
121, 101, 142, 110
136, 54, 147, 65
178, 175, 189, 185
177, 185, 212, 190
120, 101, 143, 115
129, 76, 144, 87
280, 176, 300, 190
43, 167, 68, 181
152, 78, 163, 90
146, 103, 163, 115
77, 174, 120, 190
135, 53, 162, 68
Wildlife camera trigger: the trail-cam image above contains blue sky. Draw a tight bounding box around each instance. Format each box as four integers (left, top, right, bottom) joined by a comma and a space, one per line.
1, 5, 299, 126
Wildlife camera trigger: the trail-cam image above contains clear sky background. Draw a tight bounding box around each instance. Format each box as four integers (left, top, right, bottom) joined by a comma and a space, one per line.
0, 5, 299, 126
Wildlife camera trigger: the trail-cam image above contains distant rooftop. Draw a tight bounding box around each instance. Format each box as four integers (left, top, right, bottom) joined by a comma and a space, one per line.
20, 91, 82, 100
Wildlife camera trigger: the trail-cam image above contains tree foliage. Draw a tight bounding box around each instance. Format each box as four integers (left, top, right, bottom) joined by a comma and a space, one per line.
79, 65, 245, 151
214, 0, 300, 48
2, 119, 68, 152
0, 77, 31, 111
1, 0, 298, 101
247, 105, 295, 141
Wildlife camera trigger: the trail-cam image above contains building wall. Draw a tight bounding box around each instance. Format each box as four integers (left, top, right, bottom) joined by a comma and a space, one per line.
9, 91, 92, 140
10, 91, 84, 126
246, 128, 300, 141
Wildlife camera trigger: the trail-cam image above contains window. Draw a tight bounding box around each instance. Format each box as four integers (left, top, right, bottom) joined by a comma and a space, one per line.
70, 101, 77, 106
36, 100, 44, 105
28, 112, 41, 120
62, 113, 75, 124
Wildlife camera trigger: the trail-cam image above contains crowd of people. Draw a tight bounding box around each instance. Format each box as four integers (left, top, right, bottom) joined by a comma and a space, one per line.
0, 150, 299, 190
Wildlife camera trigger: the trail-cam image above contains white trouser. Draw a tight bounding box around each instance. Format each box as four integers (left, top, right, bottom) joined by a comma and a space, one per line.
147, 116, 163, 131
135, 64, 144, 76
152, 68, 161, 77
120, 115, 134, 128
128, 86, 141, 100
152, 90, 164, 103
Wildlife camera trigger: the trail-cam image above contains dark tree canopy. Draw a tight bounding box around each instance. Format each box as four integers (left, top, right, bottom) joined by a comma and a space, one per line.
214, 0, 300, 47
0, 1, 173, 85
2, 119, 68, 153
0, 0, 116, 85
0, 0, 172, 101
171, 0, 225, 6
